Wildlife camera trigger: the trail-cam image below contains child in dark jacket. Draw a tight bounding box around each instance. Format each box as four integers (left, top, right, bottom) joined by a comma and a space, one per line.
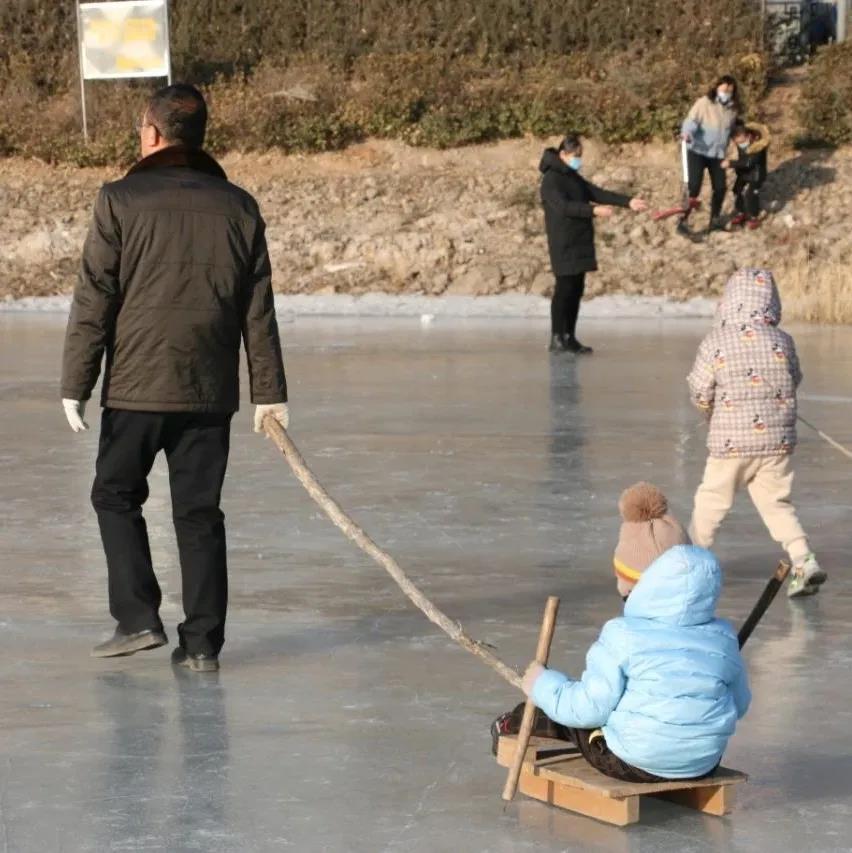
494, 483, 750, 782
726, 121, 769, 229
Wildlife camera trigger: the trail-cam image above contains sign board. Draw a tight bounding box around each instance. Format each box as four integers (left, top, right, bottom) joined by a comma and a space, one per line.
78, 0, 170, 80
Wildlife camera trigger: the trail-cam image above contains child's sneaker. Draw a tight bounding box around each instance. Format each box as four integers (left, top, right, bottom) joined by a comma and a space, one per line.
747, 217, 761, 230
489, 702, 573, 755
730, 213, 748, 227
787, 554, 827, 598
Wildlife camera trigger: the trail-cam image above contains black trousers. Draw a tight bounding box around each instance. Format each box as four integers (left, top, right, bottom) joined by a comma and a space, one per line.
91, 409, 232, 655
686, 150, 726, 219
551, 273, 586, 337
733, 176, 761, 218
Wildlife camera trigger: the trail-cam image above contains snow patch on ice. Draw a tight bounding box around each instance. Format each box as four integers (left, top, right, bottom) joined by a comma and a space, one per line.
0, 293, 716, 319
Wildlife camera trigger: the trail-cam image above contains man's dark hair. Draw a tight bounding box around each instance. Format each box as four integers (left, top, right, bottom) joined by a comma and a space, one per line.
146, 83, 207, 149
558, 133, 582, 154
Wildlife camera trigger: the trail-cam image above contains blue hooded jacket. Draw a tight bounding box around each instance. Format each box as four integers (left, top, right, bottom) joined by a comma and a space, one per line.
531, 545, 751, 779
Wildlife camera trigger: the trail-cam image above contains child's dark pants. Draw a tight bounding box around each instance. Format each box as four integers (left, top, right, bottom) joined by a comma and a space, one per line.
491, 704, 717, 784
733, 176, 761, 218
567, 728, 666, 783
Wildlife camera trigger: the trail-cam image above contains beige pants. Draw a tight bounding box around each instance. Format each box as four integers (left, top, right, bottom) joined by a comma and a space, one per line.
689, 455, 810, 562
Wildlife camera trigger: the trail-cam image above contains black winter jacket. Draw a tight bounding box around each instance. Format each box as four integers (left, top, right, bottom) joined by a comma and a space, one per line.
539, 148, 631, 276
732, 123, 769, 188
61, 146, 287, 413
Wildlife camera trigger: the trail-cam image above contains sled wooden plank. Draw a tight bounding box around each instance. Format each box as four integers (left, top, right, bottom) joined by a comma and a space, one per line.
654, 783, 735, 816
515, 765, 640, 826
497, 735, 747, 800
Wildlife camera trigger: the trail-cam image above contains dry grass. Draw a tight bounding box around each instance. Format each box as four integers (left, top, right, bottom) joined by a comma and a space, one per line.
778, 251, 852, 324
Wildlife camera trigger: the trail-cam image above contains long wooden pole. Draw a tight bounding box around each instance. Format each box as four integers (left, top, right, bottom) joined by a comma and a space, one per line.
263, 418, 523, 690
501, 596, 560, 801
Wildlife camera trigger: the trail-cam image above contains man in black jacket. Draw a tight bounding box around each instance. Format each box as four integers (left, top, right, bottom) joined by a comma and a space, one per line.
540, 135, 647, 353
61, 84, 289, 671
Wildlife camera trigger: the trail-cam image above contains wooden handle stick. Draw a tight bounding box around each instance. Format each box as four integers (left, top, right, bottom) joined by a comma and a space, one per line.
502, 595, 560, 801
738, 560, 792, 649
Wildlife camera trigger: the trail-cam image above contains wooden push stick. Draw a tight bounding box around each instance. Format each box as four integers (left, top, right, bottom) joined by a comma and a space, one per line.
737, 560, 791, 649
502, 596, 560, 801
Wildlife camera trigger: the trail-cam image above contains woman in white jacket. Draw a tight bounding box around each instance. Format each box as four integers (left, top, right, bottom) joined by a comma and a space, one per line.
678, 75, 740, 236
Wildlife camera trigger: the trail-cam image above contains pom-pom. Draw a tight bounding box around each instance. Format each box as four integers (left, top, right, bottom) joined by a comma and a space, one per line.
619, 482, 668, 522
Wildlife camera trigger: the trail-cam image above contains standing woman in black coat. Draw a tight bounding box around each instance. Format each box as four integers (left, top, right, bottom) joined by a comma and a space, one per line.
540, 134, 647, 353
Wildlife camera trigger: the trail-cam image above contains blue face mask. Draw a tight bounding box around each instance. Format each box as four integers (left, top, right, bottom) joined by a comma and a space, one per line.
717, 90, 732, 105
738, 141, 749, 150
568, 156, 582, 172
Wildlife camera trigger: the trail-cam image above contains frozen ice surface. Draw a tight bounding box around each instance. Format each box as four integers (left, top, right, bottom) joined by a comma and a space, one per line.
1, 314, 851, 852
0, 291, 718, 319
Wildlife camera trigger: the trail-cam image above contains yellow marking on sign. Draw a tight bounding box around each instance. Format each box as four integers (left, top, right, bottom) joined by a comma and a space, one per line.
116, 52, 162, 71
123, 17, 159, 42
86, 19, 121, 46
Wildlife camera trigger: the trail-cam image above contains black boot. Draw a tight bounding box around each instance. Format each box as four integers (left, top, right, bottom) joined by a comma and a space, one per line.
171, 646, 219, 672
91, 627, 168, 658
708, 216, 724, 233
676, 217, 704, 243
549, 334, 569, 352
676, 218, 691, 238
563, 335, 593, 355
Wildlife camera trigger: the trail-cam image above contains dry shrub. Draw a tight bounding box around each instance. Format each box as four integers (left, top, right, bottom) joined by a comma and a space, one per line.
796, 42, 852, 148
0, 0, 767, 162
205, 60, 358, 155
778, 250, 852, 324
1, 0, 765, 81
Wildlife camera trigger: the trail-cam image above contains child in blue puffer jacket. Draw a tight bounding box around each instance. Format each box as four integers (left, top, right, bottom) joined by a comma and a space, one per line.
521, 482, 751, 781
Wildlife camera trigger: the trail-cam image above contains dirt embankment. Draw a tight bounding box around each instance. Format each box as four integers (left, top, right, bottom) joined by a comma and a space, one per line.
1, 137, 850, 320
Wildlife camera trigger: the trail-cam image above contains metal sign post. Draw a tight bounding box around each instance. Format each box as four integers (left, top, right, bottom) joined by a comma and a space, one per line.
75, 0, 172, 140
162, 0, 173, 84
75, 1, 89, 142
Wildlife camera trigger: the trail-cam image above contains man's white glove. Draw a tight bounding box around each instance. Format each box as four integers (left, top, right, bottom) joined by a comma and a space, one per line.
62, 398, 89, 433
254, 403, 289, 434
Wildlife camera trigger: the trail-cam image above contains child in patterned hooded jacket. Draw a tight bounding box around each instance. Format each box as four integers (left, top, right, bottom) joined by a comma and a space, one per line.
518, 482, 750, 783
687, 268, 825, 597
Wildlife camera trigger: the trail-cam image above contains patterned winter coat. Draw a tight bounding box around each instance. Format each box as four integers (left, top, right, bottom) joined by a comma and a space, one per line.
688, 269, 801, 458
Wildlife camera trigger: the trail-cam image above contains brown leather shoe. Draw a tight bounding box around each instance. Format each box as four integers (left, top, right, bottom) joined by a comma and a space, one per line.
91, 628, 168, 658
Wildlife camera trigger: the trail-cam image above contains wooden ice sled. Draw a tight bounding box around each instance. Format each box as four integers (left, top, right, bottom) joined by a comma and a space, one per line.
497, 735, 747, 826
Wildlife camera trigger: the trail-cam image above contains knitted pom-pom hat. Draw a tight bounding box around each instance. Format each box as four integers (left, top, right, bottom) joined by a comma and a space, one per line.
613, 482, 691, 584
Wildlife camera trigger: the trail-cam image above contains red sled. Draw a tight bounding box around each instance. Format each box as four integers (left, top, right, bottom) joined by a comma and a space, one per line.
651, 197, 701, 221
